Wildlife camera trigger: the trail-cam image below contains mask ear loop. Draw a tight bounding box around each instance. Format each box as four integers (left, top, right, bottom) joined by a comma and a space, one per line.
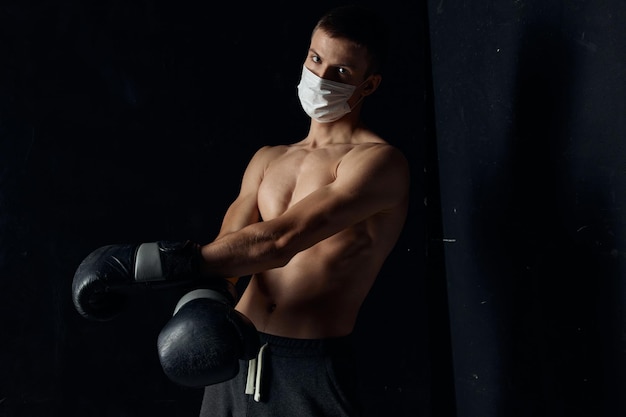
348, 77, 373, 110
349, 94, 366, 111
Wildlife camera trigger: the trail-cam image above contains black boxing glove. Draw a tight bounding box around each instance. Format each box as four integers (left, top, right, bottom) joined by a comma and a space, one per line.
72, 240, 235, 321
157, 288, 260, 387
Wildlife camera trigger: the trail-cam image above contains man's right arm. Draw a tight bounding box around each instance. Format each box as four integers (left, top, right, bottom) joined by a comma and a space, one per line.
205, 146, 274, 283
214, 146, 271, 239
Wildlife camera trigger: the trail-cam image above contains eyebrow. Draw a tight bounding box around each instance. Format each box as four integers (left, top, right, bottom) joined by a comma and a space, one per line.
308, 48, 356, 70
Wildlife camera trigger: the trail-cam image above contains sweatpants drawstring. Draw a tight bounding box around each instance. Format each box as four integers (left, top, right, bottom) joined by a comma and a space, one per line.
245, 343, 269, 402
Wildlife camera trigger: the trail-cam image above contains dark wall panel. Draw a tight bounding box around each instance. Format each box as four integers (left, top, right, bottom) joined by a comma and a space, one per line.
428, 1, 626, 416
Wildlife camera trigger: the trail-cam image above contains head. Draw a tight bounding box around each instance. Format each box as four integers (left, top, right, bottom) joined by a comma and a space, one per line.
312, 4, 389, 77
297, 5, 389, 122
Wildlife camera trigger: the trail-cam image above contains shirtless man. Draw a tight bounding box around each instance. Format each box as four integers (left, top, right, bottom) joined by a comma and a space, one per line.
72, 5, 409, 416
194, 7, 410, 415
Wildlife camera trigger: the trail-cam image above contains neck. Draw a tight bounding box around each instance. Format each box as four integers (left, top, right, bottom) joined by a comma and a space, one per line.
304, 117, 366, 147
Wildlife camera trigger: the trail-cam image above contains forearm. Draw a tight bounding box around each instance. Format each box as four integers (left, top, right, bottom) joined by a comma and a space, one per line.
200, 222, 293, 278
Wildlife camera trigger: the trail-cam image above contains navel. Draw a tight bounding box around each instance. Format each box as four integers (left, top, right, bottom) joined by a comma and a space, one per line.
267, 302, 277, 313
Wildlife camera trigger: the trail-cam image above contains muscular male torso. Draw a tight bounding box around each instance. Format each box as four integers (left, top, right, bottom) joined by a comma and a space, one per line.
235, 129, 409, 339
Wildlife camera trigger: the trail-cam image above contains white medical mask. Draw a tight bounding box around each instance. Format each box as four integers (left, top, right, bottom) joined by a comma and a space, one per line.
297, 65, 364, 123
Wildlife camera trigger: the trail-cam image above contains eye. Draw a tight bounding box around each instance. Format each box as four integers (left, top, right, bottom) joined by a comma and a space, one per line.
311, 55, 321, 63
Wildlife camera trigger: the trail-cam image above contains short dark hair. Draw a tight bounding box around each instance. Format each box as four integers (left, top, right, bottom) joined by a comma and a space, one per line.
314, 5, 389, 75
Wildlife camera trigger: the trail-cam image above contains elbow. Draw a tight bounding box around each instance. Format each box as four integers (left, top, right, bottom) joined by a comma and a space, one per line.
249, 219, 306, 270
263, 229, 303, 268
265, 237, 297, 268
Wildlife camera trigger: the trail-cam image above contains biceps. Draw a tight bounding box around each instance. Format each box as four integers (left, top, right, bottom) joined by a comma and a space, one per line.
217, 193, 260, 238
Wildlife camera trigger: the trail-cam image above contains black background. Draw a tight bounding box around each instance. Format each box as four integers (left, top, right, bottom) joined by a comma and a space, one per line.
4, 0, 624, 416
0, 1, 432, 417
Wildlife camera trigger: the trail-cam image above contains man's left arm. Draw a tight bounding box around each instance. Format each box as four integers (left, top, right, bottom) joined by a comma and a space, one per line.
198, 144, 410, 277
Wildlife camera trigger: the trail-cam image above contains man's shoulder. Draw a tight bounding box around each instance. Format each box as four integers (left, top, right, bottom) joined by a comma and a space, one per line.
351, 129, 406, 160
347, 141, 408, 167
251, 144, 290, 161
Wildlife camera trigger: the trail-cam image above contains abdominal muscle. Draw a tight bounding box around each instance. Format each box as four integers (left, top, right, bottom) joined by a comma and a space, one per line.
235, 225, 383, 339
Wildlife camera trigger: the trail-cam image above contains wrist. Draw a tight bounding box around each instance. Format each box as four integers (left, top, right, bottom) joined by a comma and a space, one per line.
134, 240, 203, 281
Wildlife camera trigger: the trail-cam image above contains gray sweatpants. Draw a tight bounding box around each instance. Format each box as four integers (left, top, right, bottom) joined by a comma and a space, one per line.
198, 332, 361, 417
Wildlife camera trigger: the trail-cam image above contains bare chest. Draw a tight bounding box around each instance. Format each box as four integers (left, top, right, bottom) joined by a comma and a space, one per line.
257, 147, 349, 219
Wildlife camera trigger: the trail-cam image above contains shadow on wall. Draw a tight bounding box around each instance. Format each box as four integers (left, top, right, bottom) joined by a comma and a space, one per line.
505, 20, 623, 417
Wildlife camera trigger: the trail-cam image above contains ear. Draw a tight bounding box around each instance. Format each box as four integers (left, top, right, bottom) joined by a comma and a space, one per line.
361, 74, 382, 96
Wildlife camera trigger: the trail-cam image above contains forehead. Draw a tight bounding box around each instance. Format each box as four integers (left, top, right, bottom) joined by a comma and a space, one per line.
309, 28, 369, 69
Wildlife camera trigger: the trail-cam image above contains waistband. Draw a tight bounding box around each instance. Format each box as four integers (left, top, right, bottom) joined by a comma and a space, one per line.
257, 332, 355, 357
245, 332, 355, 401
